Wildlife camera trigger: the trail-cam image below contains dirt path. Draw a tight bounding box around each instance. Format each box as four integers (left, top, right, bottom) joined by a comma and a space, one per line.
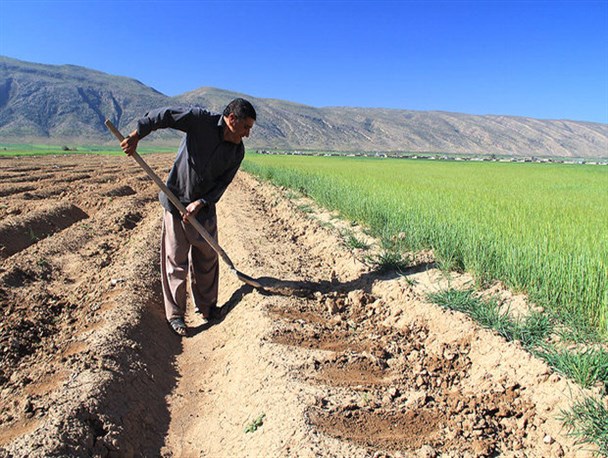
0, 154, 602, 457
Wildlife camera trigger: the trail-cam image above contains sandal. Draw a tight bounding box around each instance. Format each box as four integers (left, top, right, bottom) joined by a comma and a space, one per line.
168, 317, 187, 336
208, 306, 225, 320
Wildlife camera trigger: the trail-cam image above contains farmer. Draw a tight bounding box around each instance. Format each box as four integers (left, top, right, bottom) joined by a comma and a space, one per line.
120, 98, 256, 336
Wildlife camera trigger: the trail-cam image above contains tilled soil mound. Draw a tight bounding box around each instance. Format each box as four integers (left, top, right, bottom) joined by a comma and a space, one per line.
0, 154, 601, 457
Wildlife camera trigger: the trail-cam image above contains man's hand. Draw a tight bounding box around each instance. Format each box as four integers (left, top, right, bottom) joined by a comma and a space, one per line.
182, 200, 206, 223
120, 130, 140, 156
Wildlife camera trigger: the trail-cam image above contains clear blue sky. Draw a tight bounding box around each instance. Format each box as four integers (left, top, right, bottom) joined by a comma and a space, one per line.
1, 0, 607, 123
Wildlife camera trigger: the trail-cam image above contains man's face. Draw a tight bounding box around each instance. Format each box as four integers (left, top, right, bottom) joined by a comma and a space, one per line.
226, 113, 255, 143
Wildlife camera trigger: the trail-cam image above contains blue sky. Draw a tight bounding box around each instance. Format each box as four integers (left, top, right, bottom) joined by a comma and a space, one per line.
1, 0, 607, 123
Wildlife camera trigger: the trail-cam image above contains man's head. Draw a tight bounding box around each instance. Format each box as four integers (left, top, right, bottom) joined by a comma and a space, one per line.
223, 98, 256, 144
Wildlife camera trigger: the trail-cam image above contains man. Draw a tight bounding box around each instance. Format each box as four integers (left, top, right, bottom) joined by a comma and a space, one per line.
121, 98, 256, 336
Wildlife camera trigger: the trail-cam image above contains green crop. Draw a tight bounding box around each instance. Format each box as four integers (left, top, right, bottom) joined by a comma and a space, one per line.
242, 154, 608, 335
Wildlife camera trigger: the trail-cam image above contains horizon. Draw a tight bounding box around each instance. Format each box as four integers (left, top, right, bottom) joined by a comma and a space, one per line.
1, 1, 607, 124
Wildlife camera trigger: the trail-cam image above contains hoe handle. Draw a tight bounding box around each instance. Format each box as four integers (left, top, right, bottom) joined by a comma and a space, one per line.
104, 120, 238, 271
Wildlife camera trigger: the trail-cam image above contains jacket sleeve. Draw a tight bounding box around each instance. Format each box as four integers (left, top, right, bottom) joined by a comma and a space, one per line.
136, 107, 198, 139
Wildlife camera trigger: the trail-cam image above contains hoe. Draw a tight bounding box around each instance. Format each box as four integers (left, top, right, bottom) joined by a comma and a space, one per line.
105, 119, 262, 289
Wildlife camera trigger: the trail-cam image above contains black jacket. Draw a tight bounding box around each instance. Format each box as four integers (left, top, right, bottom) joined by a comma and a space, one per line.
136, 107, 245, 216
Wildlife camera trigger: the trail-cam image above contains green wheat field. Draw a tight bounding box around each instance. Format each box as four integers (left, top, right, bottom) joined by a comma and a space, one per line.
242, 154, 608, 335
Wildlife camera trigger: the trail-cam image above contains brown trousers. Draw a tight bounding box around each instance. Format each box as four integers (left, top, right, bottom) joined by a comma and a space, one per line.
160, 209, 219, 321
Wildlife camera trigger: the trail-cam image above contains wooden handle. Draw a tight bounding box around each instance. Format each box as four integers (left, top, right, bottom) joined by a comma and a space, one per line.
105, 119, 126, 142
104, 120, 238, 271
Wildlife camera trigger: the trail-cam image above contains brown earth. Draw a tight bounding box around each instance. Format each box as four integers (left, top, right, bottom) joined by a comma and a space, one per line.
0, 153, 603, 457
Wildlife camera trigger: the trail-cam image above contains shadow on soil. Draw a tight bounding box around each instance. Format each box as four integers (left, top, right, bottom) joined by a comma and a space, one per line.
98, 282, 182, 457
189, 261, 437, 337
188, 283, 256, 336
256, 261, 436, 298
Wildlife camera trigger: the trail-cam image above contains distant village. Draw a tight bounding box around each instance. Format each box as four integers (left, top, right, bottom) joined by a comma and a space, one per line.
255, 150, 608, 165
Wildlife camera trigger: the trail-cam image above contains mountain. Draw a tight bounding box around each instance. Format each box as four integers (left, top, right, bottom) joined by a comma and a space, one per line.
1, 56, 607, 158
0, 56, 172, 142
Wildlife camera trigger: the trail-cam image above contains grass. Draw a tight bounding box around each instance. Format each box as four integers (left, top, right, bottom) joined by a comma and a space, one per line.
296, 203, 314, 214
536, 347, 608, 391
27, 227, 39, 242
510, 310, 554, 349
368, 250, 412, 274
428, 287, 608, 454
560, 396, 608, 457
427, 289, 553, 348
556, 309, 606, 344
242, 153, 608, 335
341, 229, 370, 250
244, 413, 266, 433
428, 289, 607, 388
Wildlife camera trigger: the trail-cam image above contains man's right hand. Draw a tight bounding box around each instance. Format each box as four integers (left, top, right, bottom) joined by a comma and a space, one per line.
182, 200, 206, 223
120, 130, 140, 156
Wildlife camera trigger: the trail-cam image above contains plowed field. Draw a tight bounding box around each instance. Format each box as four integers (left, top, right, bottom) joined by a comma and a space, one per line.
0, 154, 599, 457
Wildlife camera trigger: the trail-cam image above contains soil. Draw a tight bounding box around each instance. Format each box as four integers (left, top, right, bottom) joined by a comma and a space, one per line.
0, 153, 604, 457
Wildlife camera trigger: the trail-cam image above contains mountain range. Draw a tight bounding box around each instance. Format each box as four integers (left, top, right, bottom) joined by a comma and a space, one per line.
1, 56, 607, 158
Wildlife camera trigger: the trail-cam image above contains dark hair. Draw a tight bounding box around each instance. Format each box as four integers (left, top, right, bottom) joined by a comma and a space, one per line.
223, 98, 257, 120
